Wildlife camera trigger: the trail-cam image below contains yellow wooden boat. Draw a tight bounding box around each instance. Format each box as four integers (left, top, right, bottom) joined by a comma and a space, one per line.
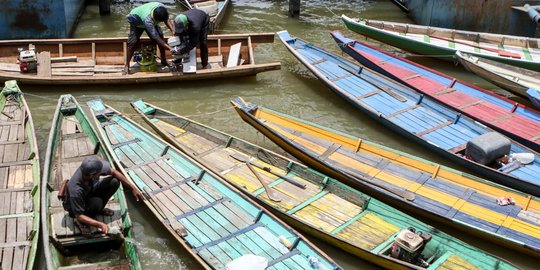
230, 97, 540, 258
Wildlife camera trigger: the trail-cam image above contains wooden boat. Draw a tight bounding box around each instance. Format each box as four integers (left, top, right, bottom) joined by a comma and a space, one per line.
130, 99, 519, 269
180, 0, 232, 33
277, 30, 540, 196
529, 88, 540, 108
456, 51, 540, 99
41, 95, 141, 269
231, 96, 540, 258
341, 15, 540, 71
0, 33, 280, 85
87, 99, 342, 270
331, 30, 540, 152
0, 80, 40, 270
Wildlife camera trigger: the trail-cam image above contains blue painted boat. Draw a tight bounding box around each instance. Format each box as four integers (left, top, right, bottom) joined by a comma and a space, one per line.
528, 89, 540, 109
0, 0, 86, 39
330, 30, 540, 153
87, 99, 342, 270
277, 30, 540, 197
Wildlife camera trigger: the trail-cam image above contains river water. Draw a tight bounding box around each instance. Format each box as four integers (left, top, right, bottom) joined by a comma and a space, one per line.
27, 0, 535, 269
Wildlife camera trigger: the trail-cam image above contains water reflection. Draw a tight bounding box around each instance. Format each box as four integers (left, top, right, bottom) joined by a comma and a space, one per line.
27, 0, 536, 269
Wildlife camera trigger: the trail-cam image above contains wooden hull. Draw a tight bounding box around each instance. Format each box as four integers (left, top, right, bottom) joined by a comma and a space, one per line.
0, 81, 40, 270
131, 99, 518, 269
330, 31, 540, 153
87, 99, 342, 270
40, 95, 140, 269
277, 30, 540, 197
529, 89, 540, 109
456, 51, 540, 99
231, 97, 540, 258
341, 15, 540, 71
0, 33, 280, 85
181, 0, 231, 33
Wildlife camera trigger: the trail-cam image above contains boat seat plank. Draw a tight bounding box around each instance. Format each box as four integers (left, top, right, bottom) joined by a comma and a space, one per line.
0, 63, 21, 72
37, 51, 52, 77
335, 212, 399, 250
51, 201, 122, 241
226, 43, 242, 67
436, 254, 481, 270
155, 119, 185, 137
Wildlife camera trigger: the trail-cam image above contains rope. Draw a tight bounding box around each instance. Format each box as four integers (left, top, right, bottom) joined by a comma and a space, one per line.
22, 92, 58, 101
123, 103, 236, 119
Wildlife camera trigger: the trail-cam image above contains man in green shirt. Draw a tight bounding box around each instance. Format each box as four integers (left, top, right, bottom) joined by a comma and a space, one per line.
125, 2, 174, 74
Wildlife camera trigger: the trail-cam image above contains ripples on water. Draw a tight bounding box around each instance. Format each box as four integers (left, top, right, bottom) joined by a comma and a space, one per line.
27, 0, 535, 269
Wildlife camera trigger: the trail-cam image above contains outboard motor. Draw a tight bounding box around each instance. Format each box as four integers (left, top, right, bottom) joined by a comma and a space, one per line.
168, 36, 190, 71
390, 227, 432, 267
18, 45, 37, 73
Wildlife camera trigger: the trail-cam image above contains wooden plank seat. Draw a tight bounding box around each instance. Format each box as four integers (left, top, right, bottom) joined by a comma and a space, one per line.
50, 200, 124, 247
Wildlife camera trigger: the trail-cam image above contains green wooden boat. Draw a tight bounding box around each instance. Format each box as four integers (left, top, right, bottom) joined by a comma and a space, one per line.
341, 15, 540, 71
41, 95, 140, 269
0, 80, 40, 270
130, 99, 518, 270
87, 99, 342, 270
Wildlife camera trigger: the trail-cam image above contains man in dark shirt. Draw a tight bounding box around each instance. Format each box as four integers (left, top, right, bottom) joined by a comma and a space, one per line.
63, 156, 144, 234
173, 9, 210, 69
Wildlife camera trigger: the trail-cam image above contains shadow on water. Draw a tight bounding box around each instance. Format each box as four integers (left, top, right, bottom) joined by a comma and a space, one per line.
28, 0, 537, 269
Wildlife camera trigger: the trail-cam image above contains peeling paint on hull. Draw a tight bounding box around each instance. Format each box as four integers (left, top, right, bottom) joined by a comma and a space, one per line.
0, 0, 86, 39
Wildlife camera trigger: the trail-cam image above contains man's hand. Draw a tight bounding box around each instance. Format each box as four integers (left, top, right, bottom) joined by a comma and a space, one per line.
133, 188, 145, 202
97, 222, 109, 234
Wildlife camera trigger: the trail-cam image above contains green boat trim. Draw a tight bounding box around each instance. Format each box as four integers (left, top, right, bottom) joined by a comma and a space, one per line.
41, 95, 141, 269
88, 99, 342, 270
129, 99, 518, 270
341, 15, 540, 71
0, 80, 40, 270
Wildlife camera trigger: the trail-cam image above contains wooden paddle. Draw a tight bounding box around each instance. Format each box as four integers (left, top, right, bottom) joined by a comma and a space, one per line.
230, 154, 281, 202
230, 153, 306, 189
431, 35, 522, 59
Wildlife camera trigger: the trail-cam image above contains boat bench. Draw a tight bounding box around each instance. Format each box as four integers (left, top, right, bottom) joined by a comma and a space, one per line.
49, 191, 124, 247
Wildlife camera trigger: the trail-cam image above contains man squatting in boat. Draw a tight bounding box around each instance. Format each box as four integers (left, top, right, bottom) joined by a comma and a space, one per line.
61, 156, 145, 235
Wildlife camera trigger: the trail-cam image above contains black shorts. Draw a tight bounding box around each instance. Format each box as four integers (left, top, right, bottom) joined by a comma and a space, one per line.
127, 23, 164, 48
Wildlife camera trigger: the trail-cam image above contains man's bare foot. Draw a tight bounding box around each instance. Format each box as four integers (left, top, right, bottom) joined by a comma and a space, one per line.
123, 66, 130, 75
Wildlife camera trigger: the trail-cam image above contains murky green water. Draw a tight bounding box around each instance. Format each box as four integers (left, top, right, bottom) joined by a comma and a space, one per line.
28, 0, 535, 269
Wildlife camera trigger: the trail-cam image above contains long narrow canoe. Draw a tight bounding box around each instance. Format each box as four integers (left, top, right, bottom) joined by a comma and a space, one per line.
131, 99, 519, 269
0, 80, 40, 270
0, 33, 280, 85
87, 99, 342, 270
41, 95, 140, 269
231, 97, 540, 258
331, 30, 540, 152
456, 51, 540, 99
341, 15, 540, 71
180, 0, 231, 33
277, 30, 540, 196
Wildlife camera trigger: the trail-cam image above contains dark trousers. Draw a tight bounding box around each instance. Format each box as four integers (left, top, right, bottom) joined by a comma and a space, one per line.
199, 23, 209, 67
85, 176, 120, 217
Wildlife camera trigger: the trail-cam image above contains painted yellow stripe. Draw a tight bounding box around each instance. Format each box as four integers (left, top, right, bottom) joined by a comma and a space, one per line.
330, 153, 540, 238
288, 130, 540, 238
257, 109, 540, 213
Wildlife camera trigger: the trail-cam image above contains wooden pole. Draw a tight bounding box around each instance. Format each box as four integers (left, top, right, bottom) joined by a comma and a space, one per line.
289, 0, 300, 17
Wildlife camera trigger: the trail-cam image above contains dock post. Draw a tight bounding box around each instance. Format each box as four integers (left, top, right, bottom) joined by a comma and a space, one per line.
289, 0, 300, 17
99, 0, 111, 15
